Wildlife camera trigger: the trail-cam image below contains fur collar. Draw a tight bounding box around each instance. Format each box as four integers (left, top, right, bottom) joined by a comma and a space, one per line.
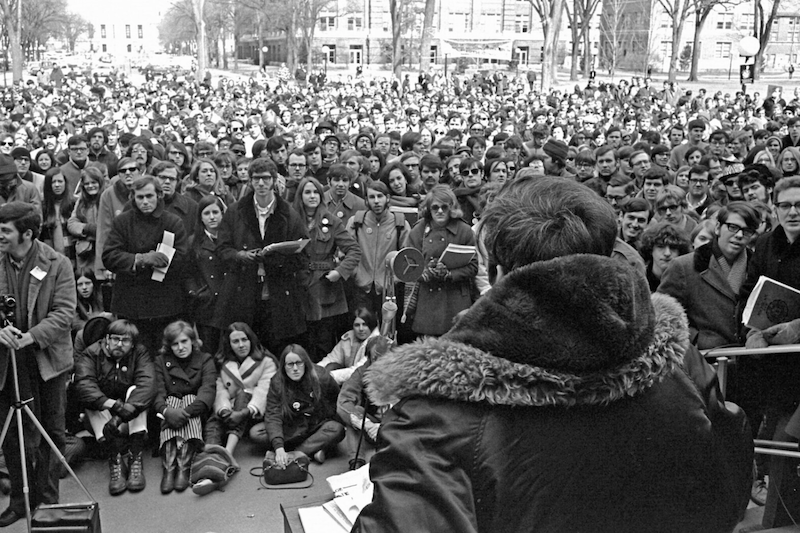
366, 255, 688, 408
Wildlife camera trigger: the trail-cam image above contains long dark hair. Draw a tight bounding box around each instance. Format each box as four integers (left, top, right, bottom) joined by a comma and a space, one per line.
75, 267, 104, 321
42, 168, 74, 226
215, 322, 273, 370
275, 344, 320, 421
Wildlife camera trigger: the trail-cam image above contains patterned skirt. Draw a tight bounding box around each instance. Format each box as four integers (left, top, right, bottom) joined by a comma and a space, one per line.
159, 395, 204, 448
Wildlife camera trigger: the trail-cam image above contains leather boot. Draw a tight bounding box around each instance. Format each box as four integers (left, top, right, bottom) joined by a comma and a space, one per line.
126, 432, 147, 492
174, 443, 195, 492
160, 440, 178, 494
108, 453, 127, 496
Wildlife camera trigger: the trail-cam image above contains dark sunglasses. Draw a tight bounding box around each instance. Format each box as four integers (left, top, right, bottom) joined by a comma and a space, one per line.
119, 167, 137, 174
461, 168, 481, 177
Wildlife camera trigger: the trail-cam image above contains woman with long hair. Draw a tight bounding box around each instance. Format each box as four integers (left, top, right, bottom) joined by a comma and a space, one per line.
317, 307, 379, 384
34, 149, 56, 173
183, 158, 234, 207
205, 323, 277, 459
154, 321, 216, 494
378, 161, 420, 208
68, 166, 105, 271
778, 147, 800, 178
166, 141, 192, 179
40, 168, 75, 260
186, 196, 227, 354
292, 176, 361, 361
454, 157, 484, 225
72, 267, 104, 336
259, 344, 344, 465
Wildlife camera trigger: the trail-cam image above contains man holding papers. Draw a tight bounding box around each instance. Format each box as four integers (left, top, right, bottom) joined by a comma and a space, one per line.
405, 185, 477, 336
103, 176, 188, 354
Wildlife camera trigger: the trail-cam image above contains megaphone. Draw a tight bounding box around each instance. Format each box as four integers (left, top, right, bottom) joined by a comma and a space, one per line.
386, 247, 425, 283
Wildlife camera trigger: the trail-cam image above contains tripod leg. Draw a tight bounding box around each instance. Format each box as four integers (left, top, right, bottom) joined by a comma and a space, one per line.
14, 403, 32, 532
0, 406, 15, 448
21, 404, 95, 502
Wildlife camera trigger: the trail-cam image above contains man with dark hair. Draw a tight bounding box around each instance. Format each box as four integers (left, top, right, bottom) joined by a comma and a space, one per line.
266, 136, 288, 177
216, 159, 309, 354
354, 176, 750, 532
419, 154, 443, 193
738, 169, 773, 206
285, 149, 310, 202
59, 135, 90, 194
583, 145, 621, 197
152, 161, 197, 236
618, 197, 651, 247
73, 319, 155, 496
669, 119, 708, 171
87, 126, 118, 177
782, 116, 800, 150
102, 176, 189, 353
0, 202, 76, 527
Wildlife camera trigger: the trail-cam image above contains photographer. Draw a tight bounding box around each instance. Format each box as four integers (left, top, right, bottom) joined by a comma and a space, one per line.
0, 202, 76, 527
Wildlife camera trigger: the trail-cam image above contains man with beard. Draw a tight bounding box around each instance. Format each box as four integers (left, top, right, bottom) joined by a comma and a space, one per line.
0, 202, 76, 526
346, 181, 410, 315
102, 176, 188, 353
87, 127, 118, 178
73, 319, 154, 496
419, 154, 443, 194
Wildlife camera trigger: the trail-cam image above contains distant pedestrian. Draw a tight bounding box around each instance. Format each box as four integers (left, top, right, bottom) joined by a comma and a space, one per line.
789, 64, 795, 79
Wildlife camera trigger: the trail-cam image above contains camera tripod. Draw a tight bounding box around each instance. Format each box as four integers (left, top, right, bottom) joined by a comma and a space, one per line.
0, 324, 95, 532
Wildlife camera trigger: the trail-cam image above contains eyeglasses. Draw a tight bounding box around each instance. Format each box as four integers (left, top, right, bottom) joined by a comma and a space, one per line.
168, 150, 183, 156
70, 146, 88, 152
119, 167, 137, 174
0, 141, 13, 146
688, 178, 708, 185
776, 201, 800, 213
722, 222, 756, 238
657, 204, 681, 215
576, 163, 594, 169
285, 361, 304, 369
288, 163, 307, 169
606, 194, 630, 202
231, 127, 243, 132
252, 174, 274, 183
461, 168, 481, 177
197, 151, 213, 157
430, 204, 450, 213
108, 335, 132, 346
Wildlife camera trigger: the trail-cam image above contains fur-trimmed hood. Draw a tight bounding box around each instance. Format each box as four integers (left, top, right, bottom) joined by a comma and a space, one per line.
365, 254, 689, 407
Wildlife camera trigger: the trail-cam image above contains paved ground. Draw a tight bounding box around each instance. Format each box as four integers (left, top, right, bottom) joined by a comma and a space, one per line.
0, 439, 350, 533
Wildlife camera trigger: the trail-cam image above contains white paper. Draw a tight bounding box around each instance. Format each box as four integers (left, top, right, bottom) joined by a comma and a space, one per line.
298, 506, 348, 533
151, 231, 175, 282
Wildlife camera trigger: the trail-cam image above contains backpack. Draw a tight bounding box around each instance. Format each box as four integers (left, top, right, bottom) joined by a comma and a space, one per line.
350, 210, 406, 251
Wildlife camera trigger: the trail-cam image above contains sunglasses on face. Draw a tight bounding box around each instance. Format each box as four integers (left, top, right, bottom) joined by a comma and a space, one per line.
461, 168, 481, 177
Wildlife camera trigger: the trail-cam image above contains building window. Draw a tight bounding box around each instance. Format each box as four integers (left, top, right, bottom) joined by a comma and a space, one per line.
740, 13, 754, 31
319, 16, 335, 31
789, 18, 800, 41
138, 25, 143, 39
125, 24, 131, 38
514, 14, 529, 33
660, 41, 672, 59
324, 45, 336, 63
714, 41, 731, 58
659, 14, 670, 29
448, 12, 469, 32
102, 44, 107, 52
481, 12, 501, 32
716, 13, 733, 30
100, 24, 106, 38
347, 17, 363, 31
127, 44, 132, 53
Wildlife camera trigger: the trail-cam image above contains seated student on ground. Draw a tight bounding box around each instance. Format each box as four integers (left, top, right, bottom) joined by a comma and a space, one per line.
317, 307, 380, 384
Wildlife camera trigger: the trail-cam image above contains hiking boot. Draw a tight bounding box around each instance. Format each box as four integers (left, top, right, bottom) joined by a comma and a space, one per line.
108, 453, 127, 496
127, 451, 146, 492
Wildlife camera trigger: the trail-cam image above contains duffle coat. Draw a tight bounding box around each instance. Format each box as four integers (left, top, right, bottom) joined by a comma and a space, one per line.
154, 350, 217, 418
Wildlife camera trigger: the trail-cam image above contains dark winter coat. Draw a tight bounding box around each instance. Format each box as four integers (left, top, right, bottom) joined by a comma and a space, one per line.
74, 341, 155, 415
355, 254, 752, 533
186, 233, 226, 327
102, 199, 188, 319
658, 240, 749, 349
406, 218, 477, 335
154, 350, 217, 418
215, 190, 308, 338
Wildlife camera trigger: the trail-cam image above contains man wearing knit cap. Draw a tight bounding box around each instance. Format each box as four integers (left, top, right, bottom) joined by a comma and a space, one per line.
11, 147, 43, 197
0, 201, 76, 527
0, 154, 40, 216
542, 139, 570, 177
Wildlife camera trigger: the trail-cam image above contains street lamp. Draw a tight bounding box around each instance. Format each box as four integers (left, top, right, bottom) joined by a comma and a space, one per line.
261, 46, 268, 69
738, 36, 760, 94
322, 46, 330, 75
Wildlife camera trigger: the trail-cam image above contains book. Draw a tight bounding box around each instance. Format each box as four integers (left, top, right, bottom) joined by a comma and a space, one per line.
262, 238, 309, 255
742, 275, 800, 330
439, 243, 476, 270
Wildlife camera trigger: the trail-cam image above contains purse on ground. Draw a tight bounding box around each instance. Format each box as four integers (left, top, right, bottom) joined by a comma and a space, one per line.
31, 502, 102, 533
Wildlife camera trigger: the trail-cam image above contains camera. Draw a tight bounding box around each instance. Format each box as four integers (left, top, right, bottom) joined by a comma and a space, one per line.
0, 294, 16, 326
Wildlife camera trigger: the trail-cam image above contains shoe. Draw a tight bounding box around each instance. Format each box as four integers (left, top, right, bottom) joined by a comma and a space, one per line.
127, 451, 146, 492
313, 450, 326, 464
191, 478, 221, 496
0, 508, 22, 528
108, 453, 127, 496
160, 441, 177, 494
751, 478, 768, 506
174, 444, 195, 493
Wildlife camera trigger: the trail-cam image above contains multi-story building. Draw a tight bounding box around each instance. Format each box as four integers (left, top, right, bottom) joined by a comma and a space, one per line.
70, 0, 163, 58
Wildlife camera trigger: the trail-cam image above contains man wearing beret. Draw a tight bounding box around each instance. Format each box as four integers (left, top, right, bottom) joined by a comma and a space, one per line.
0, 154, 40, 216
0, 202, 76, 527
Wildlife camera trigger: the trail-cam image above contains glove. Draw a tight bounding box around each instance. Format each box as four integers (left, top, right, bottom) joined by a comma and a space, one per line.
164, 407, 189, 429
432, 261, 449, 280
83, 223, 97, 237
745, 329, 769, 350
236, 250, 258, 264
225, 409, 250, 428
110, 400, 137, 422
102, 415, 123, 440
762, 318, 800, 345
138, 251, 169, 268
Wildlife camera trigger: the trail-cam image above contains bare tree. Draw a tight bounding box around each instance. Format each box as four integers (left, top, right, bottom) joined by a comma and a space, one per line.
599, 0, 626, 79
419, 0, 435, 72
687, 0, 743, 80
657, 0, 693, 81
193, 0, 208, 80
21, 0, 67, 58
528, 0, 567, 90
60, 12, 90, 54
0, 0, 23, 80
565, 0, 602, 80
753, 0, 781, 76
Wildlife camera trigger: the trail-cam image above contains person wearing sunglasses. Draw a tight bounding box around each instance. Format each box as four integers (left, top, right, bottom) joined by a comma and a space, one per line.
405, 185, 478, 337
652, 185, 697, 235
95, 157, 140, 282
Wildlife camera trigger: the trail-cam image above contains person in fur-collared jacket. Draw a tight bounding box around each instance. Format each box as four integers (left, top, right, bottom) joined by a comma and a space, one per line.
352, 176, 752, 533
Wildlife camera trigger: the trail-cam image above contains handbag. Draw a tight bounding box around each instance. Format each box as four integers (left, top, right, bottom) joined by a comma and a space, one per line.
31, 502, 101, 533
252, 450, 313, 489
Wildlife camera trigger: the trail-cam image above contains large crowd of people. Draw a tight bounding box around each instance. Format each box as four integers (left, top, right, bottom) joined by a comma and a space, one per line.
0, 62, 796, 529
